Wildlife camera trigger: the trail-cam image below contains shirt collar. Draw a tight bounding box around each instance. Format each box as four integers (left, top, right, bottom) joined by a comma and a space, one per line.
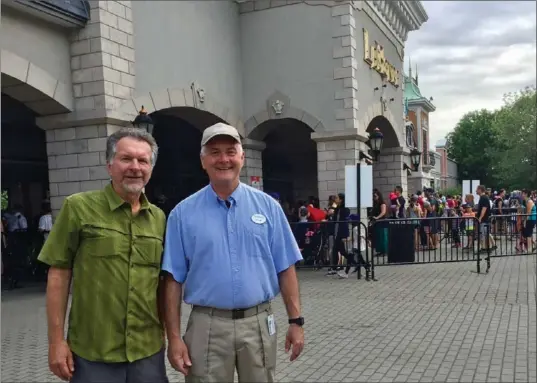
206, 182, 244, 207
104, 182, 152, 214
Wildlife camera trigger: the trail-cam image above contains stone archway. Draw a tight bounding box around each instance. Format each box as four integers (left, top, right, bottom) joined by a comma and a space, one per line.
1, 94, 50, 221
366, 115, 401, 150
244, 96, 323, 205
117, 87, 244, 136
359, 101, 401, 146
144, 106, 230, 212
366, 115, 408, 200
116, 89, 245, 210
1, 49, 73, 115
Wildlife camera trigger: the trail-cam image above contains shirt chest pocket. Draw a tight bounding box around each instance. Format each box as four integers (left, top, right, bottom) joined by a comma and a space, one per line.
133, 234, 163, 267
80, 225, 162, 267
241, 220, 270, 258
80, 225, 127, 259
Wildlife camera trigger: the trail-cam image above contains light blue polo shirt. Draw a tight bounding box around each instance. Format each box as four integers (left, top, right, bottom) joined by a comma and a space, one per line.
162, 182, 303, 310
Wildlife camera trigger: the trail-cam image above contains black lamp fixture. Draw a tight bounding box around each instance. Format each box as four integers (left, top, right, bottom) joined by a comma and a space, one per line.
368, 127, 384, 161
132, 105, 154, 134
410, 148, 422, 171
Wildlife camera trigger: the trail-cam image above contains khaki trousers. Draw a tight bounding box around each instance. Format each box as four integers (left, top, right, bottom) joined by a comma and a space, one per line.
183, 303, 277, 383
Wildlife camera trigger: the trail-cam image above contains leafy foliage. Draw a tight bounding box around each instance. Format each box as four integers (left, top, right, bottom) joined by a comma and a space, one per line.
446, 109, 501, 186
493, 86, 537, 189
446, 86, 537, 190
1, 190, 8, 211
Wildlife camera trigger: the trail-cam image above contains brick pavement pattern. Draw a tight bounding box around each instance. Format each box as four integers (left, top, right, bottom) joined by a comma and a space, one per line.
2, 255, 536, 383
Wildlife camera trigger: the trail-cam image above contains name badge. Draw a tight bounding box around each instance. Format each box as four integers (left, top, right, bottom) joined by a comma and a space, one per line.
251, 214, 267, 224
267, 314, 276, 336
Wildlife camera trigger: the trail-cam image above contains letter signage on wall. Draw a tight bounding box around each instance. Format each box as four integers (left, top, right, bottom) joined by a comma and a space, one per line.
363, 28, 400, 87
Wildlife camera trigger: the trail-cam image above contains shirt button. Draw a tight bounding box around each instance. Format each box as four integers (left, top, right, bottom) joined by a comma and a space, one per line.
130, 287, 135, 292
127, 332, 131, 337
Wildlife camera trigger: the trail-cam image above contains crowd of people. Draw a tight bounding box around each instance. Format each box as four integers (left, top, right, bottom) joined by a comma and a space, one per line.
283, 185, 537, 278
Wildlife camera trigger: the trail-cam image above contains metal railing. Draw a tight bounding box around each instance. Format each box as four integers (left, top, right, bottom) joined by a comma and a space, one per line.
289, 213, 536, 281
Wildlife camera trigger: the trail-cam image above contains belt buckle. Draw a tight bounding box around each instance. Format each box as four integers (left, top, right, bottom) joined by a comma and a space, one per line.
232, 309, 245, 320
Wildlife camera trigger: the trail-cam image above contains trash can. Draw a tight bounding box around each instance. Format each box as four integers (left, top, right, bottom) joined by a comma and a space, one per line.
387, 219, 415, 263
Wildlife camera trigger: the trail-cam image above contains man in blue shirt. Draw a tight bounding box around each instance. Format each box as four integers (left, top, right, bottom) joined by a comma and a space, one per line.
162, 122, 305, 382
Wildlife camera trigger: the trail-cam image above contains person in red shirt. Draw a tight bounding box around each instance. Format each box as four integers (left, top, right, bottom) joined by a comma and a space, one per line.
307, 197, 326, 223
416, 190, 425, 209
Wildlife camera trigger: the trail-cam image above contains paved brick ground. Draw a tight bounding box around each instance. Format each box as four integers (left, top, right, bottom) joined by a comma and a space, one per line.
2, 255, 536, 383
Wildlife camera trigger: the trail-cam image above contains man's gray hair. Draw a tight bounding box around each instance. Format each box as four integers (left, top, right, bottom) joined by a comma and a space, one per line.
106, 127, 158, 166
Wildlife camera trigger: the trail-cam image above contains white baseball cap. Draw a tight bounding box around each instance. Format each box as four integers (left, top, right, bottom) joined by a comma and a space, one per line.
201, 123, 241, 146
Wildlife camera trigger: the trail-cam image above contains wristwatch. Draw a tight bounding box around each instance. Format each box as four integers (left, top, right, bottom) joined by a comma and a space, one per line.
288, 317, 305, 327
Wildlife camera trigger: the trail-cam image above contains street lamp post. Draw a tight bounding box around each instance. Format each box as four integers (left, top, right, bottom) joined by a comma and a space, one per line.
410, 148, 422, 171
368, 127, 384, 161
132, 106, 154, 134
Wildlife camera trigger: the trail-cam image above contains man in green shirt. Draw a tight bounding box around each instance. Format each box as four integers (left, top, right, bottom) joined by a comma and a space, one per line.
38, 128, 168, 383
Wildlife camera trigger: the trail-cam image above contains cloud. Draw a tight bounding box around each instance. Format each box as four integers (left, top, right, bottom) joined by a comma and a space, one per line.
405, 1, 537, 147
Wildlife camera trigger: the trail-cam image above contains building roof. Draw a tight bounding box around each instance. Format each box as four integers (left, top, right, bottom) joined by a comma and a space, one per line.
404, 74, 436, 112
404, 75, 423, 101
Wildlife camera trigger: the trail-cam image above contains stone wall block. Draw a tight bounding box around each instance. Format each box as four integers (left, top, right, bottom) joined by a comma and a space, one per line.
81, 180, 105, 192
379, 154, 395, 163
54, 128, 76, 142
78, 152, 101, 167
49, 169, 69, 183
65, 139, 89, 154
326, 160, 346, 171
318, 151, 337, 162
386, 162, 402, 170
325, 141, 346, 151
49, 183, 59, 197
318, 171, 337, 182
89, 166, 110, 180
70, 0, 135, 113
87, 137, 107, 152
46, 142, 67, 156
56, 154, 79, 168
68, 168, 90, 182
59, 182, 81, 196
327, 180, 345, 190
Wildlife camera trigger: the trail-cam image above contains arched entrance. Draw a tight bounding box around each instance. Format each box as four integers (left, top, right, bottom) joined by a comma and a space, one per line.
1, 93, 49, 222
250, 118, 317, 205
366, 116, 406, 200
144, 107, 226, 215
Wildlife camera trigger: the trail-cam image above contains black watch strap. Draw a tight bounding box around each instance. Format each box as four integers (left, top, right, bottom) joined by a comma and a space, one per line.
288, 317, 305, 326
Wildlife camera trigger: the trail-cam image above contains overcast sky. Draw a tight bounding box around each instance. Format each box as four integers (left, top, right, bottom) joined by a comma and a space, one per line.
405, 1, 537, 147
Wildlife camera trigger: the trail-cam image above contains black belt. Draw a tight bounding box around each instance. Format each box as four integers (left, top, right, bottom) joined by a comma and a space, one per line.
192, 301, 271, 320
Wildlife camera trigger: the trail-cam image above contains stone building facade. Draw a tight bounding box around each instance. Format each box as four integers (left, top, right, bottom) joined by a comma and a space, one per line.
1, 0, 428, 217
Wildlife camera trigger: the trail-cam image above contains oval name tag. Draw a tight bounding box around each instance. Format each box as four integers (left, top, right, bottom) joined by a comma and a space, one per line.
251, 214, 267, 224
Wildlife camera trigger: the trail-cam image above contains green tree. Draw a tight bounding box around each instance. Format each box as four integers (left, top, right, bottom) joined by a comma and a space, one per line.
446, 109, 501, 186
1, 191, 8, 211
493, 86, 537, 189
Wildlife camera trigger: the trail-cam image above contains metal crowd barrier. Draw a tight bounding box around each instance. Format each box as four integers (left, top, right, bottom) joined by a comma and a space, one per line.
289, 213, 536, 281
289, 220, 371, 281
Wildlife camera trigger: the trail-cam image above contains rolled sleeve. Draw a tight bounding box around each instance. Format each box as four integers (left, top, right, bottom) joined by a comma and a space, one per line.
270, 202, 303, 273
162, 206, 188, 283
37, 197, 79, 269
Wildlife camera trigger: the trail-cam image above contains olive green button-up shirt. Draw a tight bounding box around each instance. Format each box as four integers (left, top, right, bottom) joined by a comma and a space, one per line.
38, 184, 166, 363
